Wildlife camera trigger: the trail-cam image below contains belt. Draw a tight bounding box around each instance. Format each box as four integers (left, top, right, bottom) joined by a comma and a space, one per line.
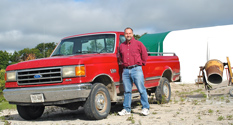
124, 65, 138, 69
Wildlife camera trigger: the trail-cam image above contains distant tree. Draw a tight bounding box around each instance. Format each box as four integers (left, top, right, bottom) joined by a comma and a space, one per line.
18, 48, 40, 61
9, 51, 20, 64
0, 42, 57, 70
134, 34, 141, 40
134, 33, 147, 40
35, 42, 56, 58
0, 51, 10, 69
0, 69, 6, 101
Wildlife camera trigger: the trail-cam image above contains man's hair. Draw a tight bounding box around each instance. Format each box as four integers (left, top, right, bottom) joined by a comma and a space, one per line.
124, 27, 133, 32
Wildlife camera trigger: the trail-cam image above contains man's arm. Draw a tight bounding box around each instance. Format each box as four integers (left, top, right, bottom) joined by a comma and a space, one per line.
140, 42, 148, 65
118, 46, 123, 65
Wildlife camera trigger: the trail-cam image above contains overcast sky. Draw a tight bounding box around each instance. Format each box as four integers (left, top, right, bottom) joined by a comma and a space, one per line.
1, 0, 233, 53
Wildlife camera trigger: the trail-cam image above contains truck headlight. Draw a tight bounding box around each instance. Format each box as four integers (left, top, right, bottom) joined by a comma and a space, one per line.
5, 71, 17, 82
62, 65, 86, 77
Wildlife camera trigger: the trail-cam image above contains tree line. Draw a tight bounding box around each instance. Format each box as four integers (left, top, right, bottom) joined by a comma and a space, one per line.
0, 42, 57, 70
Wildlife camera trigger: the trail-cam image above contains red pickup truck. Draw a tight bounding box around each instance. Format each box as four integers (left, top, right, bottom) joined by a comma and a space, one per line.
4, 31, 180, 120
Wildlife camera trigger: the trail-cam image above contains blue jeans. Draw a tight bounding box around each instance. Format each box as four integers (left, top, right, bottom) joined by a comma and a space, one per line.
122, 66, 150, 112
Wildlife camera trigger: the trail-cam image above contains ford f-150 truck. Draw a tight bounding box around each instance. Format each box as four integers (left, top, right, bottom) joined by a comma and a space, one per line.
3, 31, 180, 120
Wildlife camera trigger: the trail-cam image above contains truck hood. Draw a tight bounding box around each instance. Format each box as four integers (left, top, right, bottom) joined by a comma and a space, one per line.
6, 54, 117, 71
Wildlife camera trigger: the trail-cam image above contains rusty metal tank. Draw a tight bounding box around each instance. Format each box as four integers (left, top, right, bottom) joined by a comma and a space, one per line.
205, 59, 224, 84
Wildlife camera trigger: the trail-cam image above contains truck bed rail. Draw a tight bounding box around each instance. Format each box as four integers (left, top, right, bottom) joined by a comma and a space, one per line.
148, 52, 177, 56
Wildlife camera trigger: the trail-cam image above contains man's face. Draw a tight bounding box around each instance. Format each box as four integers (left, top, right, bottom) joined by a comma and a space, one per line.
124, 29, 133, 41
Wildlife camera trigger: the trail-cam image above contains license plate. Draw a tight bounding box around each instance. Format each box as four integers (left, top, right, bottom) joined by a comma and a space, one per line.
30, 94, 45, 103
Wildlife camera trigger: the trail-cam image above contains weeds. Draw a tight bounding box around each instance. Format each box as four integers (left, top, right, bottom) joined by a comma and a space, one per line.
126, 114, 135, 124
217, 116, 224, 121
0, 101, 16, 110
191, 100, 199, 105
208, 109, 213, 114
180, 97, 186, 103
0, 116, 11, 125
220, 96, 225, 101
196, 115, 201, 120
200, 92, 207, 98
226, 115, 233, 120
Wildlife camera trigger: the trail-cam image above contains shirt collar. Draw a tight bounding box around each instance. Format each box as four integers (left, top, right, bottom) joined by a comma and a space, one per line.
125, 37, 135, 44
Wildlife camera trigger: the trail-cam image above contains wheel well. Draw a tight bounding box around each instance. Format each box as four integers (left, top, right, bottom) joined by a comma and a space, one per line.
92, 75, 117, 102
162, 69, 172, 82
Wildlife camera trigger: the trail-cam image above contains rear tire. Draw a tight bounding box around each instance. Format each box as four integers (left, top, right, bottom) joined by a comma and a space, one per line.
84, 83, 111, 120
17, 105, 45, 120
155, 77, 171, 104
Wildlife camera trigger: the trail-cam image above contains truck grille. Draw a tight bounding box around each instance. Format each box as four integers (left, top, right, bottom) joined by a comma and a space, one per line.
17, 67, 62, 85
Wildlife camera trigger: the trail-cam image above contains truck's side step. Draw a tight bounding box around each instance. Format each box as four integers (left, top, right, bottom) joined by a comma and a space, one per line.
116, 93, 140, 101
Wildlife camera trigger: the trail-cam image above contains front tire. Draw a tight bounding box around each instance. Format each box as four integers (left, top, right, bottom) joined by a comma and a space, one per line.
84, 83, 111, 120
155, 77, 171, 104
17, 105, 45, 120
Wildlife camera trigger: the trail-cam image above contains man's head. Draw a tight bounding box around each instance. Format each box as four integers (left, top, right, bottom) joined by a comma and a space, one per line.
124, 27, 133, 42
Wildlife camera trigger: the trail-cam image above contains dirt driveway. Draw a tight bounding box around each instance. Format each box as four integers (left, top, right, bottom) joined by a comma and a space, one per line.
1, 82, 233, 125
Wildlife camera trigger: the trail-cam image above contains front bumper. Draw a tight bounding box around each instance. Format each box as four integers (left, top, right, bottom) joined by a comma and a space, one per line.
3, 83, 92, 105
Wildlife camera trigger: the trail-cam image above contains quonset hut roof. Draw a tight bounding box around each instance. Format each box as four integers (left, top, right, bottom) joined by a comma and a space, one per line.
139, 31, 170, 53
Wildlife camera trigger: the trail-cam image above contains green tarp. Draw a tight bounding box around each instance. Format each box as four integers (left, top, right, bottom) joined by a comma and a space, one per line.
139, 31, 170, 53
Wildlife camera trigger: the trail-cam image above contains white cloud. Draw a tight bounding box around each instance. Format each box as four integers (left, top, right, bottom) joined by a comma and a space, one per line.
0, 0, 233, 52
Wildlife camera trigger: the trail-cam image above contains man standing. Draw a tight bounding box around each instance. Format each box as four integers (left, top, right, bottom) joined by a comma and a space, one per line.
118, 27, 150, 116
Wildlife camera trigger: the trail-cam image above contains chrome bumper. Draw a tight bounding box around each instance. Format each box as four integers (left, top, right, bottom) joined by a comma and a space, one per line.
3, 83, 92, 105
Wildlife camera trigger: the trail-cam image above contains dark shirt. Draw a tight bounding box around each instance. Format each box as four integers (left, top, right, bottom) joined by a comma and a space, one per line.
119, 37, 148, 67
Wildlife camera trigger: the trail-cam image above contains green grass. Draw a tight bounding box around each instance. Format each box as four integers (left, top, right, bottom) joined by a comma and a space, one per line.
0, 101, 16, 111
217, 116, 224, 121
126, 114, 135, 124
0, 116, 11, 125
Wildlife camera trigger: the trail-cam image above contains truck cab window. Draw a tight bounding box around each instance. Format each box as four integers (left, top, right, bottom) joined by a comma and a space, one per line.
51, 34, 115, 56
53, 41, 74, 56
119, 35, 125, 45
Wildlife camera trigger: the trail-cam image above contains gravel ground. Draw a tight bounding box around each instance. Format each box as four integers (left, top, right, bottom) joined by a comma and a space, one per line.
0, 82, 233, 125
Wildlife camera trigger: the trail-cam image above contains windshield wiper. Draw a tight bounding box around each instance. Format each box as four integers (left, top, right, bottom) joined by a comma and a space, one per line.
52, 54, 64, 57
76, 51, 99, 54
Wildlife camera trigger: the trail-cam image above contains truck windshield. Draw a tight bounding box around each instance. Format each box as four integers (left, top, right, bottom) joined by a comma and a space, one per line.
51, 34, 115, 56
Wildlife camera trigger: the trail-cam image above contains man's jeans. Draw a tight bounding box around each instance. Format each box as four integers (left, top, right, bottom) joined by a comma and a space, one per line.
122, 66, 150, 112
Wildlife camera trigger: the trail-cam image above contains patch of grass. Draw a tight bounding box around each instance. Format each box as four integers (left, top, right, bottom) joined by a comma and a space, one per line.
208, 109, 213, 114
217, 116, 224, 121
200, 92, 207, 98
176, 91, 193, 97
196, 115, 201, 120
0, 101, 16, 111
191, 100, 199, 105
175, 88, 206, 98
126, 114, 135, 124
0, 93, 6, 102
216, 110, 220, 115
193, 89, 203, 93
180, 97, 186, 102
226, 115, 233, 120
201, 99, 206, 103
0, 116, 11, 125
220, 96, 225, 101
